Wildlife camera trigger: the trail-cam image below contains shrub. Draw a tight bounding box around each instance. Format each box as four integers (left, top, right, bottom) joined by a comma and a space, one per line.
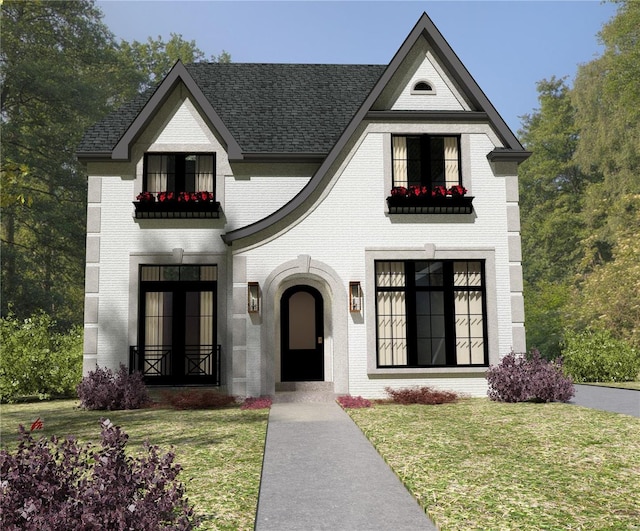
0, 419, 197, 530
562, 329, 640, 382
160, 389, 236, 410
0, 312, 82, 403
241, 396, 273, 410
77, 365, 149, 410
385, 386, 458, 405
336, 395, 372, 409
486, 349, 575, 403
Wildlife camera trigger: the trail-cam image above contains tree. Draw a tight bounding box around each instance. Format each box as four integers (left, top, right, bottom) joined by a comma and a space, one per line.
1, 1, 229, 329
517, 78, 589, 356
118, 33, 230, 95
1, 0, 129, 328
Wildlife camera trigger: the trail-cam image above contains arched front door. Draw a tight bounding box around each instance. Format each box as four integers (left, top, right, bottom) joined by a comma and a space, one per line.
281, 286, 324, 381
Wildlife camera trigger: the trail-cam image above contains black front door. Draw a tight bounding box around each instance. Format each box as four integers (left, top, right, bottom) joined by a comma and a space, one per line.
281, 286, 324, 381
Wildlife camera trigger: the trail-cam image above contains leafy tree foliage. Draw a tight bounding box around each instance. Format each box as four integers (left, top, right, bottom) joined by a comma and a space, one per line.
1, 1, 128, 328
1, 1, 228, 329
0, 312, 82, 403
519, 0, 640, 357
118, 33, 230, 95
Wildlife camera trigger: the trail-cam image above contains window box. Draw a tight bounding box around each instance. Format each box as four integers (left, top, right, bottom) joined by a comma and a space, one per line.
134, 194, 221, 219
386, 186, 474, 214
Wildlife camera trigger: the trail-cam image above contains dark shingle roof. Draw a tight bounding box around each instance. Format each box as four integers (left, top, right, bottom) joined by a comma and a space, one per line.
77, 63, 386, 156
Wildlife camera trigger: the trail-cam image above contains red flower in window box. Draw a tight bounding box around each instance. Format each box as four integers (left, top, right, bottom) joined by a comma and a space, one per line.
196, 191, 214, 202
449, 185, 467, 197
136, 191, 155, 202
390, 186, 407, 197
157, 191, 175, 202
432, 186, 447, 198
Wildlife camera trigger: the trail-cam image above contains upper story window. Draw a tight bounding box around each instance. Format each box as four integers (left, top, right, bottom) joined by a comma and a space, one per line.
392, 135, 460, 191
144, 153, 215, 196
387, 135, 471, 214
135, 153, 220, 219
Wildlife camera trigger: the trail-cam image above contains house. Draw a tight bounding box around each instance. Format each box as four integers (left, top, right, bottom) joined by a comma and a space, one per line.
77, 13, 530, 399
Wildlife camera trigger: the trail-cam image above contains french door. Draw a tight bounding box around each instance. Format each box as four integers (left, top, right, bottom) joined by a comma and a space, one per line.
138, 265, 217, 384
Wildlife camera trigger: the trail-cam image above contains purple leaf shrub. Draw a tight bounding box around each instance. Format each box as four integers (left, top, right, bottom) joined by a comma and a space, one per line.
336, 395, 372, 409
385, 386, 458, 405
486, 349, 575, 403
0, 419, 197, 530
76, 364, 149, 410
160, 389, 236, 410
241, 396, 273, 410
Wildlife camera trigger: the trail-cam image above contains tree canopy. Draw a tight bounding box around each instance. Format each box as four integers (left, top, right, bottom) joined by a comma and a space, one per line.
1, 0, 228, 329
519, 0, 640, 354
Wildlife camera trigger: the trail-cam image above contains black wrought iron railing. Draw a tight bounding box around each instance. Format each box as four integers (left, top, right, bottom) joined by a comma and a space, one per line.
129, 345, 221, 385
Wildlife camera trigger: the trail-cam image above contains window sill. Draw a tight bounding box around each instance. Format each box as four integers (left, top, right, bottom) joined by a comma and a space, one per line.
369, 366, 488, 378
133, 201, 222, 219
386, 196, 474, 215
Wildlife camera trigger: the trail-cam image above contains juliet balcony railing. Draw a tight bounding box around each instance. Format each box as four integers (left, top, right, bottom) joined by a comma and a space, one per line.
133, 191, 222, 219
129, 344, 221, 385
386, 185, 474, 215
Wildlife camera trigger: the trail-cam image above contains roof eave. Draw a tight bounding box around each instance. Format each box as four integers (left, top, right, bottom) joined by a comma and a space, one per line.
487, 149, 532, 163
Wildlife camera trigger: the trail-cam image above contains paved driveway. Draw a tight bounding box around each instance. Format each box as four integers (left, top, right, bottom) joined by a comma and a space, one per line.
570, 384, 639, 417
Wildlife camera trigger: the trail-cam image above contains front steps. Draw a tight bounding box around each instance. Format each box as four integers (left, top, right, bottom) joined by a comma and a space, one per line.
273, 382, 339, 403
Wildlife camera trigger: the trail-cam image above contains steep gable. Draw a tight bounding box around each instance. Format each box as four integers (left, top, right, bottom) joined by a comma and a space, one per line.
151, 96, 212, 146
373, 37, 471, 112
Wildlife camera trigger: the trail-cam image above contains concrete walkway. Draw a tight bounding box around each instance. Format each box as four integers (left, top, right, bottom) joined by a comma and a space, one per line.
255, 402, 437, 531
570, 384, 639, 417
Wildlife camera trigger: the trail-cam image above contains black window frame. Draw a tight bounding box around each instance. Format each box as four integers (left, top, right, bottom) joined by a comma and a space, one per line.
391, 134, 462, 192
375, 259, 489, 368
143, 152, 216, 194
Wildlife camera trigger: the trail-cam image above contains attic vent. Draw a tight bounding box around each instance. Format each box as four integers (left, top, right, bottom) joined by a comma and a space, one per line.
412, 81, 435, 94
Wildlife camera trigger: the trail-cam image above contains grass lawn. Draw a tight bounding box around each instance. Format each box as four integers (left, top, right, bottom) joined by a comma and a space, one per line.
348, 398, 640, 531
0, 399, 268, 531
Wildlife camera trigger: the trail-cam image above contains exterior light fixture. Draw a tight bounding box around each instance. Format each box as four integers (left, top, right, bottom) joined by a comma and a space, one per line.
248, 282, 260, 313
349, 281, 362, 313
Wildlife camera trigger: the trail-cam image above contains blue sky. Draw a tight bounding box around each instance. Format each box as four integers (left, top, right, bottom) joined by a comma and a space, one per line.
97, 1, 618, 134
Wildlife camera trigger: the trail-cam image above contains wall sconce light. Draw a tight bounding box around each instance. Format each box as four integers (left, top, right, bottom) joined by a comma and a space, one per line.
349, 281, 362, 313
248, 282, 260, 313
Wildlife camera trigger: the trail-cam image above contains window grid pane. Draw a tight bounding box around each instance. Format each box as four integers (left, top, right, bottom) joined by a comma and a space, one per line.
375, 259, 486, 368
455, 290, 485, 364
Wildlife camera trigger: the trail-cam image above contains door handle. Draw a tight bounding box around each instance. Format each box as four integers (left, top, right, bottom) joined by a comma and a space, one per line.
317, 337, 323, 344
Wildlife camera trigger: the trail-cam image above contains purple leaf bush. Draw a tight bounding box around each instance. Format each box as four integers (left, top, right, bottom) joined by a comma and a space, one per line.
0, 419, 197, 530
240, 396, 273, 410
76, 364, 149, 410
486, 349, 575, 403
385, 386, 459, 405
336, 395, 372, 409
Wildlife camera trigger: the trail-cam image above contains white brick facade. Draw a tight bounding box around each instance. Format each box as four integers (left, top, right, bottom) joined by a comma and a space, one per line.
81, 14, 528, 398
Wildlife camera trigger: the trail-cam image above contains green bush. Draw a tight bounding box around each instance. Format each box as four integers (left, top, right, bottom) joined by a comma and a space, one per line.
562, 328, 640, 382
0, 312, 82, 403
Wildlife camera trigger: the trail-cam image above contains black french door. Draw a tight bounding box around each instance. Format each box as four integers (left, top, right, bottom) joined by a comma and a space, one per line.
138, 265, 217, 384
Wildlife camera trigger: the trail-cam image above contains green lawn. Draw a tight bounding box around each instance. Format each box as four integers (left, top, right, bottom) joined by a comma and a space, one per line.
0, 400, 268, 531
348, 399, 640, 531
3, 397, 639, 531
